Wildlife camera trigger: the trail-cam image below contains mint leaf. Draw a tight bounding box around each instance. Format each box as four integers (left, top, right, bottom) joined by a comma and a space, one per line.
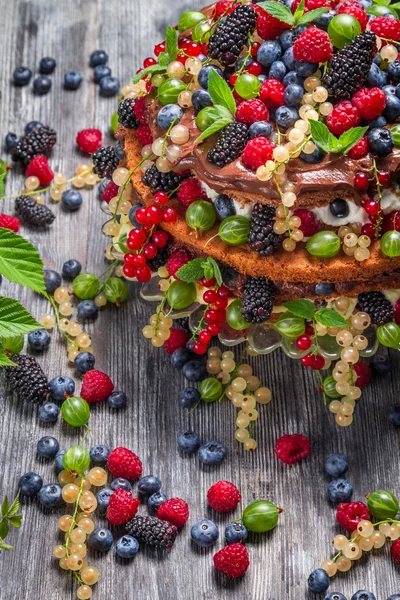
7, 493, 20, 518
258, 1, 295, 25
206, 257, 222, 286
166, 26, 178, 62
283, 299, 316, 320
309, 120, 335, 153
0, 297, 41, 337
158, 52, 171, 67
0, 229, 45, 293
195, 118, 232, 142
1, 497, 9, 518
0, 520, 9, 540
202, 262, 214, 281
8, 515, 22, 529
297, 6, 329, 24
176, 258, 205, 283
0, 348, 16, 367
373, 0, 391, 5
214, 105, 234, 121
294, 0, 305, 21
132, 64, 166, 84
315, 308, 348, 328
207, 69, 236, 116
310, 121, 368, 154
390, 1, 400, 8
338, 126, 369, 154
0, 171, 6, 198
0, 539, 14, 551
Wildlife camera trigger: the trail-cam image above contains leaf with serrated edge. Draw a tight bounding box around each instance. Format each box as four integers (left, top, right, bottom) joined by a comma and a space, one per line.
283, 299, 316, 320
294, 0, 305, 21
214, 105, 234, 121
132, 64, 166, 84
0, 229, 45, 293
206, 257, 222, 286
8, 515, 22, 529
195, 118, 232, 143
7, 493, 20, 517
0, 297, 41, 337
315, 308, 348, 328
166, 26, 178, 62
297, 7, 330, 24
258, 1, 295, 24
1, 497, 9, 517
0, 345, 16, 367
158, 52, 171, 67
309, 120, 335, 153
338, 126, 369, 154
208, 69, 236, 116
176, 258, 205, 283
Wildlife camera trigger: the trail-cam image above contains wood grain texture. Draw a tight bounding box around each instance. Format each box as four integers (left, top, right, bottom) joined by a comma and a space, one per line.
0, 1, 399, 599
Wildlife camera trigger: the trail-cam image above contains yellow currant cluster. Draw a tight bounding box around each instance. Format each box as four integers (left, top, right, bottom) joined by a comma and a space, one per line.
338, 225, 372, 262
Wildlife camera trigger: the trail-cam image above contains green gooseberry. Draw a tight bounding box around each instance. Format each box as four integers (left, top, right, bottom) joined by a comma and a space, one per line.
103, 277, 128, 304
186, 200, 216, 232
391, 124, 400, 148
275, 313, 306, 339
218, 216, 250, 246
306, 231, 341, 259
62, 445, 90, 474
242, 500, 281, 533
235, 74, 261, 100
199, 378, 223, 402
178, 11, 207, 33
323, 375, 341, 399
167, 280, 197, 310
2, 334, 24, 354
377, 322, 400, 349
380, 230, 400, 258
328, 14, 361, 49
61, 396, 90, 427
226, 299, 252, 331
192, 20, 212, 43
196, 107, 217, 132
367, 489, 399, 520
158, 78, 186, 105
73, 272, 100, 300
110, 111, 119, 135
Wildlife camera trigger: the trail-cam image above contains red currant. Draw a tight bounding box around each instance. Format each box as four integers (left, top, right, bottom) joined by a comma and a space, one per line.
193, 341, 208, 355
354, 172, 369, 189
201, 42, 208, 55
143, 57, 156, 68
144, 244, 158, 259
154, 42, 166, 56
153, 191, 169, 206
201, 276, 216, 288
296, 335, 312, 351
203, 290, 217, 303
301, 353, 315, 367
135, 207, 148, 225
215, 298, 228, 309
199, 330, 212, 344
377, 171, 390, 186
124, 252, 136, 264
162, 207, 178, 222
135, 264, 152, 283
205, 309, 218, 322
180, 40, 201, 57
364, 199, 379, 216
145, 205, 163, 224
361, 223, 375, 238
251, 42, 260, 57
248, 61, 262, 76
230, 73, 238, 86
217, 285, 232, 299
122, 264, 136, 279
305, 324, 314, 336
152, 230, 169, 248
207, 322, 221, 335
311, 355, 325, 370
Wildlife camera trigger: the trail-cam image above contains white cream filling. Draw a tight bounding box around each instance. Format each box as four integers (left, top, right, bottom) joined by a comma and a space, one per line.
312, 201, 369, 227
201, 181, 252, 218
380, 187, 400, 214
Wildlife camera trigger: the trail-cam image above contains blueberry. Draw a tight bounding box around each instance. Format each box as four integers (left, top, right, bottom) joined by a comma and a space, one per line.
171, 348, 193, 370
138, 475, 162, 495
351, 592, 376, 600
96, 488, 113, 512
128, 204, 142, 226
111, 478, 132, 492
275, 106, 298, 129
383, 94, 400, 122
90, 444, 110, 466
358, 0, 372, 6
258, 74, 267, 85
13, 66, 32, 86
314, 9, 335, 29
214, 194, 235, 219
115, 140, 125, 160
38, 483, 64, 508
157, 104, 184, 130
77, 299, 98, 320
28, 329, 51, 351
324, 453, 349, 478
198, 441, 225, 465
74, 351, 95, 374
192, 89, 213, 111
314, 283, 335, 296
38, 402, 60, 423
198, 65, 223, 90
324, 593, 348, 600
388, 404, 400, 426
5, 132, 19, 151
93, 65, 111, 83
49, 375, 75, 401
148, 492, 168, 511
62, 189, 83, 211
99, 76, 120, 97
257, 41, 282, 67
294, 60, 318, 77
328, 479, 353, 503
368, 63, 388, 88
371, 355, 392, 376
182, 359, 206, 382
368, 127, 394, 157
388, 60, 400, 84
62, 259, 82, 279
282, 47, 295, 71
383, 85, 397, 97
367, 115, 387, 130
39, 57, 56, 74
44, 269, 62, 294
177, 431, 201, 453
329, 199, 349, 219
107, 390, 128, 409
283, 71, 304, 88
116, 535, 139, 559
284, 84, 304, 107
33, 76, 52, 95
225, 522, 248, 544
19, 472, 43, 497
300, 144, 325, 163
235, 56, 253, 72
396, 84, 400, 99
55, 449, 66, 473
37, 435, 59, 459
308, 569, 330, 594
64, 71, 83, 90
25, 121, 44, 134
269, 61, 286, 81
179, 387, 201, 409
279, 30, 295, 50
90, 49, 109, 67
88, 527, 113, 552
249, 121, 273, 139
191, 519, 219, 547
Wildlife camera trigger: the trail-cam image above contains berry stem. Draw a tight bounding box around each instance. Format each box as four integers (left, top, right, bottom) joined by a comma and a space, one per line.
112, 155, 151, 222
0, 168, 92, 201
63, 476, 85, 586
43, 292, 74, 345
370, 158, 383, 237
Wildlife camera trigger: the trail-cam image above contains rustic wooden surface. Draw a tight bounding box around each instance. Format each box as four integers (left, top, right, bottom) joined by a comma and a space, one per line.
0, 1, 399, 599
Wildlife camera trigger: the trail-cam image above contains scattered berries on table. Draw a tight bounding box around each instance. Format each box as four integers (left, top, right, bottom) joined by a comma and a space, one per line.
80, 369, 114, 403
107, 447, 143, 480
111, 477, 132, 492
213, 543, 250, 578
177, 431, 201, 453
191, 519, 219, 548
308, 569, 330, 594
25, 155, 54, 186
328, 478, 353, 503
198, 441, 225, 465
38, 401, 59, 423
48, 375, 74, 400
115, 535, 139, 559
163, 328, 189, 354
225, 522, 248, 544
106, 488, 140, 525
15, 195, 55, 227
12, 125, 56, 165
207, 481, 241, 513
324, 453, 348, 479
88, 527, 113, 552
138, 475, 161, 495
0, 214, 20, 232
157, 497, 189, 528
125, 515, 178, 549
64, 71, 83, 90
5, 354, 49, 403
18, 472, 43, 497
274, 434, 311, 465
76, 129, 103, 154
336, 501, 370, 531
107, 390, 128, 409
90, 444, 110, 466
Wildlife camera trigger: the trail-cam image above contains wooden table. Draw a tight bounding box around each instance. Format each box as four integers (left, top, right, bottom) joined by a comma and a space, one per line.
0, 1, 399, 598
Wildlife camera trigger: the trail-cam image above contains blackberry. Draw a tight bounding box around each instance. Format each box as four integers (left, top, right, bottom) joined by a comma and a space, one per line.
142, 164, 184, 193
12, 125, 56, 165
241, 277, 276, 324
147, 244, 170, 272
248, 203, 283, 256
15, 195, 55, 227
358, 291, 394, 325
118, 98, 140, 129
207, 121, 249, 168
323, 32, 376, 101
125, 515, 178, 549
208, 4, 257, 66
92, 146, 119, 179
5, 354, 49, 403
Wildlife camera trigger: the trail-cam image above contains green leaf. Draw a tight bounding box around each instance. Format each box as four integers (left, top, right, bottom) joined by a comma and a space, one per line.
258, 1, 295, 25
132, 64, 166, 84
1, 497, 9, 517
158, 52, 171, 67
0, 297, 41, 337
202, 263, 214, 281
294, 0, 305, 21
0, 345, 17, 367
0, 229, 45, 293
297, 6, 330, 24
314, 308, 348, 328
175, 258, 205, 283
8, 515, 22, 529
207, 69, 236, 116
373, 0, 391, 5
206, 257, 222, 286
0, 519, 9, 539
0, 539, 14, 551
166, 26, 178, 62
309, 119, 333, 153
338, 126, 369, 154
7, 493, 20, 517
309, 120, 368, 154
195, 118, 232, 142
283, 299, 316, 320
390, 1, 400, 8
213, 105, 234, 121
366, 4, 398, 16
0, 172, 6, 198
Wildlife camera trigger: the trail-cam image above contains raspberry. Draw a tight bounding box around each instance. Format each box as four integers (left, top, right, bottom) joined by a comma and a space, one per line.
391, 538, 400, 564
136, 123, 153, 146
274, 434, 311, 465
80, 369, 114, 403
326, 101, 360, 136
177, 178, 207, 208
213, 543, 250, 578
292, 0, 333, 11
242, 137, 275, 171
162, 328, 189, 354
352, 87, 386, 121
207, 481, 241, 513
25, 155, 54, 186
157, 497, 189, 528
236, 99, 269, 125
107, 447, 143, 480
292, 208, 322, 237
106, 488, 140, 525
167, 249, 192, 279
0, 214, 20, 233
293, 27, 333, 63
336, 501, 370, 531
76, 128, 102, 154
353, 360, 371, 388
370, 16, 400, 43
336, 1, 368, 31
256, 7, 290, 41
101, 180, 120, 203
134, 96, 147, 124
347, 136, 369, 160
259, 79, 285, 108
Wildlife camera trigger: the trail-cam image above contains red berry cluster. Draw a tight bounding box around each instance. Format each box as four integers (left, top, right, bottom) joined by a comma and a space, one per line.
193, 282, 233, 354
353, 169, 391, 239
296, 326, 325, 371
